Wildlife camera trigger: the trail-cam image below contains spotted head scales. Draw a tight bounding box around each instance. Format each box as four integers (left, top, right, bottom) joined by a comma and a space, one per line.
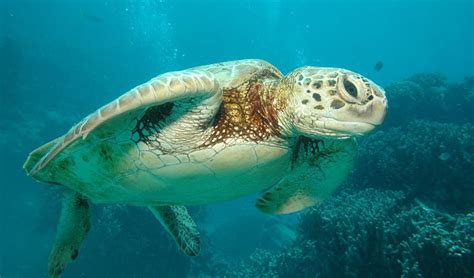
278, 67, 387, 139
23, 59, 387, 277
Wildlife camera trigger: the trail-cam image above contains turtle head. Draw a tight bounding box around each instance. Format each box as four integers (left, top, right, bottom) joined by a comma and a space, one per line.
279, 67, 387, 139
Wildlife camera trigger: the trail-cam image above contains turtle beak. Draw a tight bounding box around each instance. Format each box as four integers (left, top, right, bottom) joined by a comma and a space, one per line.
363, 97, 387, 126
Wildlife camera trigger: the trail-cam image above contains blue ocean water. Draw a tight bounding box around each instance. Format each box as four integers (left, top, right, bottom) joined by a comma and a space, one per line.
1, 0, 473, 277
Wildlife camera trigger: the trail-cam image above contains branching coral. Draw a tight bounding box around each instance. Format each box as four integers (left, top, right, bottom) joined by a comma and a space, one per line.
391, 204, 473, 278
222, 189, 473, 278
295, 189, 406, 278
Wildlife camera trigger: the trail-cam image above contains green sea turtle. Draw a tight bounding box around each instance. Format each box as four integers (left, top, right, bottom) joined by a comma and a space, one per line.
24, 59, 387, 277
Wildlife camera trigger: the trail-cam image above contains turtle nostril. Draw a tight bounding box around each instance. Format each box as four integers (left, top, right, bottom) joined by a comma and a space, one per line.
343, 79, 358, 98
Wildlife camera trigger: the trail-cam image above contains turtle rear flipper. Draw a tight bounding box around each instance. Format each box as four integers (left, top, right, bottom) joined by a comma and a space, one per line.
48, 189, 91, 277
149, 205, 200, 256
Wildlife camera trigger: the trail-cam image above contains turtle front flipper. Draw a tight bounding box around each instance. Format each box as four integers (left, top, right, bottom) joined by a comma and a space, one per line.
48, 189, 91, 277
149, 205, 200, 256
256, 138, 357, 215
29, 69, 223, 176
23, 137, 61, 175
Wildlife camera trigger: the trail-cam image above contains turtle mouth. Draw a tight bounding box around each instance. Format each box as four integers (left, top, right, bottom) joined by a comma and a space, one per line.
319, 119, 377, 137
296, 117, 377, 139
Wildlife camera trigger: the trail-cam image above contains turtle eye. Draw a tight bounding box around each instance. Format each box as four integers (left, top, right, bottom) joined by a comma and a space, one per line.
343, 79, 358, 98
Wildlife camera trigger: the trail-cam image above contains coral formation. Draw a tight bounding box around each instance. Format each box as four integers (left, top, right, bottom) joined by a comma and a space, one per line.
384, 73, 474, 126
295, 189, 473, 278
219, 189, 473, 278
353, 120, 474, 212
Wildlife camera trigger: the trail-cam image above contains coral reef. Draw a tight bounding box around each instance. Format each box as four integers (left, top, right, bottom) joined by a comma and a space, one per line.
392, 201, 473, 278
295, 189, 406, 278
353, 120, 474, 212
353, 72, 474, 212
221, 189, 473, 278
384, 73, 474, 126
298, 189, 473, 278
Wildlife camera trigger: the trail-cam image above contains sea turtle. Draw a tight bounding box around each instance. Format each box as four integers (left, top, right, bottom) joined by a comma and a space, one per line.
24, 59, 387, 277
